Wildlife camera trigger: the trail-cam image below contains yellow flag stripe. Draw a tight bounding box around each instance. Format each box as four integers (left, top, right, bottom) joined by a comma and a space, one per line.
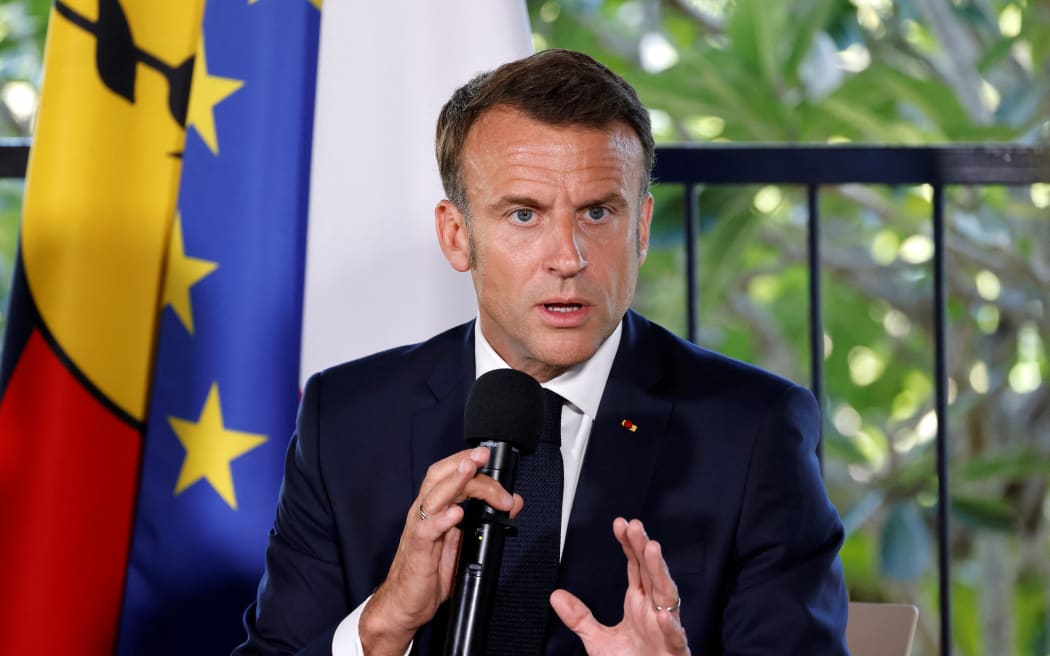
22, 0, 206, 421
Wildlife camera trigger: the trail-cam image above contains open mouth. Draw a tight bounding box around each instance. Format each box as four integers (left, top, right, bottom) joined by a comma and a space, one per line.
544, 303, 583, 313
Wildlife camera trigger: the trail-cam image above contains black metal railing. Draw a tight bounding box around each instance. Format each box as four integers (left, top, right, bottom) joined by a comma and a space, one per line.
3, 139, 1048, 656
653, 143, 1050, 656
0, 138, 30, 178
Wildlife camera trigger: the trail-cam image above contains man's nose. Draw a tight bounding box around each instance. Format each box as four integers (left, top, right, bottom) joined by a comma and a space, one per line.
545, 213, 588, 276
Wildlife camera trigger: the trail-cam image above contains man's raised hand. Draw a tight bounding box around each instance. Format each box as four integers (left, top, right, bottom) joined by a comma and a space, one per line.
551, 518, 690, 656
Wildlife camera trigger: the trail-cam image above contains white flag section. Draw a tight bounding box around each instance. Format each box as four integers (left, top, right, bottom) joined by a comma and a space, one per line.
300, 1, 533, 382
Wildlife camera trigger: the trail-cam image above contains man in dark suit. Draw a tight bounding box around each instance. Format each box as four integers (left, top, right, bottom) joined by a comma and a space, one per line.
236, 49, 848, 655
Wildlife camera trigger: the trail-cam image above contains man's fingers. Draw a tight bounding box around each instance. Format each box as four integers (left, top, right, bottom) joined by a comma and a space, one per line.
643, 539, 680, 611
416, 447, 513, 526
625, 519, 655, 595
550, 589, 604, 644
415, 448, 482, 517
413, 492, 470, 541
509, 492, 524, 518
437, 526, 462, 598
461, 472, 516, 511
655, 606, 689, 650
425, 445, 489, 485
621, 518, 682, 620
613, 517, 641, 591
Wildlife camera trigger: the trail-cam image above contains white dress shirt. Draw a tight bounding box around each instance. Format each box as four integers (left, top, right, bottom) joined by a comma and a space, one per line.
331, 321, 623, 655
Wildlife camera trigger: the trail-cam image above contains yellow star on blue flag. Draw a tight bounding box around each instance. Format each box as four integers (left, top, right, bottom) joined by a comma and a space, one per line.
170, 383, 267, 509
186, 38, 244, 155
162, 213, 218, 335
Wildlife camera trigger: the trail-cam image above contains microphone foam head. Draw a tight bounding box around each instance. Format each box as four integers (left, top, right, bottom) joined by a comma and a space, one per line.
464, 369, 543, 452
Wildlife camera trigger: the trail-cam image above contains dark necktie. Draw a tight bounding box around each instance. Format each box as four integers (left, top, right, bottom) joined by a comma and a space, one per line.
488, 388, 564, 655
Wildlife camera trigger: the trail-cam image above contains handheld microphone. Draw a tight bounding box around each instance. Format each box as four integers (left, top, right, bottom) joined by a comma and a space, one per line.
443, 369, 543, 656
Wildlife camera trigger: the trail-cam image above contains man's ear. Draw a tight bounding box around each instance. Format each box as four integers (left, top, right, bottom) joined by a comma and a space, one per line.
637, 192, 653, 264
435, 200, 471, 272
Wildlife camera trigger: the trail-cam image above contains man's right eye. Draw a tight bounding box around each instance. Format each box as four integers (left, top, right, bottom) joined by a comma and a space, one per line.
512, 208, 534, 223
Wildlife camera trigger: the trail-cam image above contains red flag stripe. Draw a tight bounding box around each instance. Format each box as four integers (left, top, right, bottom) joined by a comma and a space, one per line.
0, 330, 141, 652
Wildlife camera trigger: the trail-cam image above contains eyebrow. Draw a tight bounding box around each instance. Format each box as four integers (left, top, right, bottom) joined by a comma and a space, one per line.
491, 195, 543, 211
584, 192, 628, 209
490, 192, 628, 212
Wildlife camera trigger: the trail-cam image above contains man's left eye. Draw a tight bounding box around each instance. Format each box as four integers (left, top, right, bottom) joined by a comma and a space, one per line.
586, 207, 608, 221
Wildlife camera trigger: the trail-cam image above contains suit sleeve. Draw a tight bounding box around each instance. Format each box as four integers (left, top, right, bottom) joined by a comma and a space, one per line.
234, 372, 348, 656
721, 384, 849, 655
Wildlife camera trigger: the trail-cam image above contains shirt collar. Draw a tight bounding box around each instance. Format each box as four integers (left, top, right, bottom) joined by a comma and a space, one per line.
474, 319, 622, 420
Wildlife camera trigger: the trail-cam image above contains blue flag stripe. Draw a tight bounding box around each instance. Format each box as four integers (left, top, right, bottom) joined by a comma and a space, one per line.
117, 3, 320, 653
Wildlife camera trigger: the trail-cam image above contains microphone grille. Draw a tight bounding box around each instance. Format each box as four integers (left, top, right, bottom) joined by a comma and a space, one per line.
464, 369, 543, 452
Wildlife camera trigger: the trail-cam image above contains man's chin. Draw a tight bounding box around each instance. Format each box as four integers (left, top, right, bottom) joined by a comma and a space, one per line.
530, 339, 602, 371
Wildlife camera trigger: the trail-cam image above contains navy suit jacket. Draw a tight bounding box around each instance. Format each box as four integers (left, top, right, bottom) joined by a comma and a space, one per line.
236, 311, 849, 655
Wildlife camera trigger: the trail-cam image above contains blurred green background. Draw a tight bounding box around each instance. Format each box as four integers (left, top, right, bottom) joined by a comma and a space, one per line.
526, 2, 1049, 654
0, 0, 45, 333
0, 1, 1047, 654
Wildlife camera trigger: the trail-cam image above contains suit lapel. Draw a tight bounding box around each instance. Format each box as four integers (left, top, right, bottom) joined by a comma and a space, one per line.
547, 312, 673, 654
410, 323, 477, 495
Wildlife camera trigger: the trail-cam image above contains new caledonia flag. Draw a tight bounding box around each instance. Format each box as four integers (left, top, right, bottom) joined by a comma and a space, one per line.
0, 0, 319, 653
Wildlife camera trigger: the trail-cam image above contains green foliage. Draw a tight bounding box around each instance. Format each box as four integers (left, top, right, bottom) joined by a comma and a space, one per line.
531, 0, 1049, 653
0, 179, 22, 326
961, 451, 1050, 483
0, 0, 47, 339
0, 0, 47, 136
950, 580, 982, 656
880, 502, 933, 581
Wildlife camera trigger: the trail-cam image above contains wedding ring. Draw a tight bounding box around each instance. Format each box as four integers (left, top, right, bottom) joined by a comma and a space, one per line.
653, 596, 681, 612
418, 504, 432, 521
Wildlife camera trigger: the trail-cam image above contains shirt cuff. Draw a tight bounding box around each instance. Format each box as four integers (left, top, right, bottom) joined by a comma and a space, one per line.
331, 595, 414, 656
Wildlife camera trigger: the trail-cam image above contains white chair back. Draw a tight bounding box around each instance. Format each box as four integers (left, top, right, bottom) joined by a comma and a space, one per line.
845, 602, 919, 656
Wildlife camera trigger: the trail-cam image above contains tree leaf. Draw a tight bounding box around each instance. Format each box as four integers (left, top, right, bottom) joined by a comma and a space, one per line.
950, 494, 1016, 532
697, 191, 762, 304
879, 502, 933, 581
783, 0, 837, 79
823, 431, 870, 466
726, 0, 780, 85
959, 451, 1050, 483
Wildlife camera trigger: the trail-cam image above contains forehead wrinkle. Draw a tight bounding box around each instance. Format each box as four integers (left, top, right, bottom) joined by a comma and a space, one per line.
460, 108, 646, 207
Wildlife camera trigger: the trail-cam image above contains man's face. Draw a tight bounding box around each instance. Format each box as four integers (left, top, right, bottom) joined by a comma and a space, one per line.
436, 106, 652, 382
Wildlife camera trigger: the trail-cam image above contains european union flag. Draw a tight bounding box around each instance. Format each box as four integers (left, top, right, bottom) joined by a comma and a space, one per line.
117, 2, 320, 653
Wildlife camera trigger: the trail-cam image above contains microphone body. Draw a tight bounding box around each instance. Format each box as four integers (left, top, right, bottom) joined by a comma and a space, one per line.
443, 440, 519, 655
443, 369, 542, 656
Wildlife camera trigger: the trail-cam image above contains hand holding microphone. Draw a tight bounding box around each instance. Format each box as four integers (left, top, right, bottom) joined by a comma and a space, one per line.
444, 369, 544, 655
359, 370, 541, 656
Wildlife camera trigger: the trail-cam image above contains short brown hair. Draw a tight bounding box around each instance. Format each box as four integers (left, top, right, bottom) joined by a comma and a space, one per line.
436, 49, 655, 211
